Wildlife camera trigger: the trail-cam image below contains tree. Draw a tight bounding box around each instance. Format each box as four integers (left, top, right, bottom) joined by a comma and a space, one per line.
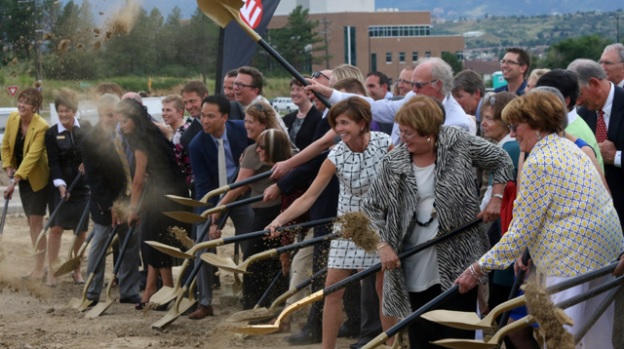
441, 51, 463, 75
263, 6, 325, 76
541, 34, 612, 69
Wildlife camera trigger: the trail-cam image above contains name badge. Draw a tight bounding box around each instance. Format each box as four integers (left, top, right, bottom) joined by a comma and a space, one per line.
57, 135, 66, 140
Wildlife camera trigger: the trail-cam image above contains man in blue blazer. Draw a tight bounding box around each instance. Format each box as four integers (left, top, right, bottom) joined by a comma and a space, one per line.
187, 95, 253, 319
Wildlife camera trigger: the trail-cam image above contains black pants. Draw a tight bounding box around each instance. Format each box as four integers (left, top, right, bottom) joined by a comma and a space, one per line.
408, 284, 478, 349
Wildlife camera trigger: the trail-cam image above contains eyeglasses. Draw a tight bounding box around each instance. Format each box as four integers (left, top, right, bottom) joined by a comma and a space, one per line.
233, 82, 256, 89
599, 60, 624, 66
312, 71, 330, 80
396, 128, 420, 140
397, 79, 411, 85
410, 79, 438, 89
508, 123, 519, 132
500, 59, 521, 66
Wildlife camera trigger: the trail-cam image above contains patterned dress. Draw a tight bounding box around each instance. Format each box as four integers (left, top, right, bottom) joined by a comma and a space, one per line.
172, 119, 192, 188
327, 131, 391, 269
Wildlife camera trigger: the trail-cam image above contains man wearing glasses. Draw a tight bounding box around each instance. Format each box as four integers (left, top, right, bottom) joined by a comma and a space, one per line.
234, 66, 271, 108
495, 47, 530, 96
600, 43, 624, 88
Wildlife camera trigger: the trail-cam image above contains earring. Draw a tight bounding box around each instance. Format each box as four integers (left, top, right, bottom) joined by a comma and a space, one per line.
536, 131, 541, 141
427, 137, 431, 143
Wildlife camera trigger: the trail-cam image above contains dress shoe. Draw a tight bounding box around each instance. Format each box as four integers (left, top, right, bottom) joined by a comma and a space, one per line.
287, 328, 322, 345
338, 324, 360, 338
188, 304, 214, 320
120, 294, 142, 304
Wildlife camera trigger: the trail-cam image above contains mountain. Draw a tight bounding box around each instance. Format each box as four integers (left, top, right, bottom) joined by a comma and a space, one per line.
376, 0, 623, 19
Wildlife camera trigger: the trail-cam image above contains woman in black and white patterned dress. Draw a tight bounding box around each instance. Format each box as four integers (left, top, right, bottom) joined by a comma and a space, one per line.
267, 97, 394, 349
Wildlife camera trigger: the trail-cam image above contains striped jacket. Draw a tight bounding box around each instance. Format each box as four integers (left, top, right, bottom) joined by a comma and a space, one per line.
363, 126, 514, 318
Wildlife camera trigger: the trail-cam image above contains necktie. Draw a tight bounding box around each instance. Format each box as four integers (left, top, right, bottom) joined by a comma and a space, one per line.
596, 110, 607, 143
114, 133, 133, 195
217, 138, 227, 187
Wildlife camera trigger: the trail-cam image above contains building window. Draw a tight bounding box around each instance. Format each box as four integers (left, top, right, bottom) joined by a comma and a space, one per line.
412, 51, 418, 62
371, 53, 377, 72
399, 52, 405, 63
368, 25, 432, 38
344, 26, 356, 66
425, 51, 431, 58
386, 52, 392, 63
456, 51, 464, 61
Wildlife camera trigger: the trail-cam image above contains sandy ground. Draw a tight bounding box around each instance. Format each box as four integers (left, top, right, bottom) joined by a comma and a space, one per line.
0, 215, 357, 349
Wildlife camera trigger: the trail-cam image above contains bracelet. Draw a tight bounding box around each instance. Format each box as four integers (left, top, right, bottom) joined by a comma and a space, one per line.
376, 241, 389, 250
492, 193, 503, 199
469, 264, 486, 283
9, 178, 15, 184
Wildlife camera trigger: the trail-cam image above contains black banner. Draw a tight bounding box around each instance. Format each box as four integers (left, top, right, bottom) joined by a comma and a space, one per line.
215, 0, 281, 93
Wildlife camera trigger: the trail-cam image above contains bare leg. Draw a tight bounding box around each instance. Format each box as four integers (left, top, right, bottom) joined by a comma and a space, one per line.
72, 230, 87, 282
159, 267, 173, 288
29, 215, 46, 278
506, 318, 540, 349
376, 271, 398, 345
322, 268, 350, 349
141, 265, 159, 303
46, 226, 63, 286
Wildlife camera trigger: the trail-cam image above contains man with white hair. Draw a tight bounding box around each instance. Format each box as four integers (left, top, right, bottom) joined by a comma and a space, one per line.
600, 43, 624, 88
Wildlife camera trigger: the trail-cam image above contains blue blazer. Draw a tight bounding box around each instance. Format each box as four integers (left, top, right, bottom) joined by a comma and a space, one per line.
188, 120, 251, 207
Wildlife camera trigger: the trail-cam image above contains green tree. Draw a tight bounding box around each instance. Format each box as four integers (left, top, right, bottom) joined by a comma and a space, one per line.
263, 6, 325, 76
441, 51, 463, 74
541, 34, 612, 68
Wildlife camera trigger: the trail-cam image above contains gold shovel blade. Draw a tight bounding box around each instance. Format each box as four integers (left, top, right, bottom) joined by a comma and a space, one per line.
54, 257, 81, 277
420, 310, 485, 330
201, 253, 249, 274
165, 195, 212, 208
145, 241, 194, 259
151, 298, 195, 330
85, 297, 115, 318
149, 285, 177, 305
233, 323, 281, 335
431, 339, 499, 349
197, 0, 243, 28
226, 307, 280, 323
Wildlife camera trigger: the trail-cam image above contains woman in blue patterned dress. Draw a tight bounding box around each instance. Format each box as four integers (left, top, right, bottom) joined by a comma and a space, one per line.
267, 97, 394, 349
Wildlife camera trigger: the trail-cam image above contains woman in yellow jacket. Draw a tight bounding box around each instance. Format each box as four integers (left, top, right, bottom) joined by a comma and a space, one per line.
2, 87, 50, 280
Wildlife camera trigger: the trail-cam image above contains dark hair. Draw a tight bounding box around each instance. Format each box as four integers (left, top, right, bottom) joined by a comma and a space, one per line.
181, 80, 209, 97
256, 129, 292, 164
327, 97, 371, 132
452, 69, 485, 97
480, 92, 517, 124
333, 77, 367, 96
18, 87, 43, 111
116, 99, 162, 147
366, 71, 391, 88
225, 69, 238, 78
202, 95, 231, 115
506, 47, 531, 76
289, 75, 311, 88
54, 88, 79, 113
237, 66, 264, 95
535, 69, 579, 109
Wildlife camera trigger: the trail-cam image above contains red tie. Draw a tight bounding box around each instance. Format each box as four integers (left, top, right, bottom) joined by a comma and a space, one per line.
596, 110, 607, 142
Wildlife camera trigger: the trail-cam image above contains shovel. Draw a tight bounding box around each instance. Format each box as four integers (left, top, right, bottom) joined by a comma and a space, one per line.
85, 221, 139, 318
201, 231, 340, 274
0, 196, 10, 241
196, 0, 331, 109
54, 202, 91, 277
165, 195, 213, 208
233, 218, 483, 335
199, 170, 272, 204
420, 259, 621, 330
149, 212, 230, 306
227, 266, 328, 323
31, 173, 83, 255
68, 224, 120, 310
431, 275, 624, 349
164, 195, 263, 224
146, 217, 336, 260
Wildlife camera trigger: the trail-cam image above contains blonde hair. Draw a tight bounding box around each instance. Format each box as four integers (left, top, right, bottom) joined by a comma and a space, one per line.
502, 90, 566, 134
245, 101, 279, 129
395, 95, 444, 136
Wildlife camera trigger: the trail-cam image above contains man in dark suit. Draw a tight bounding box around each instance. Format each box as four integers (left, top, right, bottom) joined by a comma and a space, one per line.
568, 59, 624, 228
186, 95, 253, 319
81, 93, 141, 305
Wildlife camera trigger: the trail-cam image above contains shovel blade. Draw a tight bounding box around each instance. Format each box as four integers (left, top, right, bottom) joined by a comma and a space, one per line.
54, 257, 81, 277
196, 0, 242, 29
151, 297, 195, 330
85, 298, 115, 318
165, 195, 212, 208
145, 241, 194, 259
431, 339, 499, 349
149, 286, 178, 305
226, 307, 279, 323
201, 253, 249, 274
163, 211, 207, 224
68, 297, 84, 309
77, 298, 95, 312
232, 323, 281, 335
420, 310, 488, 330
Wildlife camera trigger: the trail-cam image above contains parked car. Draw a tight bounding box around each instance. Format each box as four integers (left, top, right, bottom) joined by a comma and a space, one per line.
271, 97, 298, 113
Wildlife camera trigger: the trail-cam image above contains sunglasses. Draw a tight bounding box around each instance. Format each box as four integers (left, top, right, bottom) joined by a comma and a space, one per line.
312, 71, 330, 80
410, 79, 438, 89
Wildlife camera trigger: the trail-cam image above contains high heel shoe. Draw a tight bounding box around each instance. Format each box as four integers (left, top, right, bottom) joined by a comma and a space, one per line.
71, 273, 85, 284
135, 302, 146, 310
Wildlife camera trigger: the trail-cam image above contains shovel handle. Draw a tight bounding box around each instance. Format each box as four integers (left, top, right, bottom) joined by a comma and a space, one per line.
274, 232, 339, 255
201, 194, 263, 217
326, 219, 482, 295
498, 249, 531, 329
222, 216, 336, 245
202, 170, 272, 203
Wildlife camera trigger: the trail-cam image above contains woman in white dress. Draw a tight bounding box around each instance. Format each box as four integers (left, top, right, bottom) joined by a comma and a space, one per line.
267, 97, 394, 349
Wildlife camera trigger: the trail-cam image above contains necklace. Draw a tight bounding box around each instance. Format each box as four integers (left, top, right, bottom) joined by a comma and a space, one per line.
414, 206, 437, 227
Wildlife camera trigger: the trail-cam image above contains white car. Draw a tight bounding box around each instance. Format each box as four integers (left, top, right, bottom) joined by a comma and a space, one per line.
271, 97, 298, 113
